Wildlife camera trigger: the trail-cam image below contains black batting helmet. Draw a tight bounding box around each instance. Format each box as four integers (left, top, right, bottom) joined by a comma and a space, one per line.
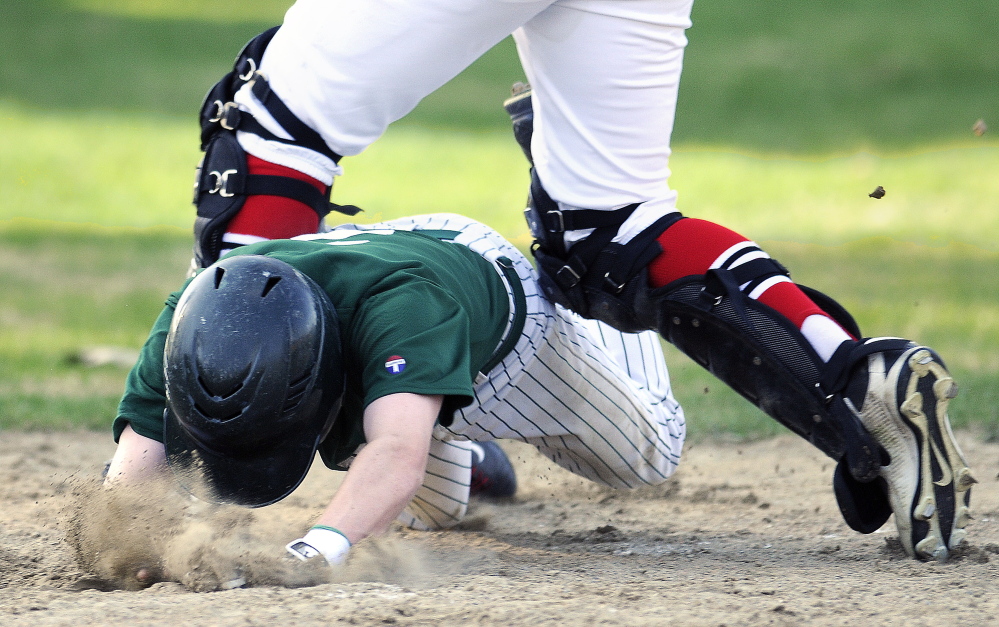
163, 254, 344, 507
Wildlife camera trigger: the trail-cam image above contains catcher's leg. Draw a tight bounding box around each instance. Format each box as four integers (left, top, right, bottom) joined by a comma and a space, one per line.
191, 27, 358, 268
505, 88, 974, 560
193, 0, 560, 268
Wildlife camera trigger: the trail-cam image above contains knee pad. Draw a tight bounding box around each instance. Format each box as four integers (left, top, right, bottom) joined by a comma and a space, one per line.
192, 27, 359, 267
524, 169, 680, 332
502, 83, 534, 166
504, 89, 680, 331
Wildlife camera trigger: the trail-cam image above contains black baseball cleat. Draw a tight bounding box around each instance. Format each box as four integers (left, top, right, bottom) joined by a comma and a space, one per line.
469, 441, 517, 499
842, 341, 975, 560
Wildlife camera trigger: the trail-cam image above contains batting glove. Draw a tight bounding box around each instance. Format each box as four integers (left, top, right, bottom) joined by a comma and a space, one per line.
286, 526, 351, 565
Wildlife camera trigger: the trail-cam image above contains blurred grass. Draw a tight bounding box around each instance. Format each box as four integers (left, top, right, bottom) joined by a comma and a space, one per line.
0, 103, 532, 234
677, 0, 998, 152
0, 223, 192, 430
668, 146, 999, 249
1, 0, 997, 438
4, 102, 999, 249
2, 0, 996, 150
0, 0, 525, 131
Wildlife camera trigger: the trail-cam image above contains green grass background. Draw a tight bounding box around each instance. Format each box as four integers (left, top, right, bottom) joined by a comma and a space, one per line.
1, 0, 997, 441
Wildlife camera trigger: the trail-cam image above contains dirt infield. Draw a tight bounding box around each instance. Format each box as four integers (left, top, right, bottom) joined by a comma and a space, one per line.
1, 429, 997, 626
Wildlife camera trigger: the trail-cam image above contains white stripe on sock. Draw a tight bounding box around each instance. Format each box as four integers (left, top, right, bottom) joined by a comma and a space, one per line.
709, 241, 761, 269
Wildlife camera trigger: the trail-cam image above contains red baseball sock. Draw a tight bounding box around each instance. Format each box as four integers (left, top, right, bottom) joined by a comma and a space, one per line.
647, 218, 855, 358
648, 218, 747, 287
755, 281, 827, 328
224, 155, 327, 240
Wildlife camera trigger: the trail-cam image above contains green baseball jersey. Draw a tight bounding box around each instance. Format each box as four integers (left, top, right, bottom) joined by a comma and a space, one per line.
114, 228, 513, 468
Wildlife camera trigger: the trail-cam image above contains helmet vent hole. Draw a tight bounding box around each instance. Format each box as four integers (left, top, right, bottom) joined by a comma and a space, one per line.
213, 267, 225, 289
282, 372, 311, 413
194, 403, 242, 422
198, 375, 243, 400
261, 276, 282, 297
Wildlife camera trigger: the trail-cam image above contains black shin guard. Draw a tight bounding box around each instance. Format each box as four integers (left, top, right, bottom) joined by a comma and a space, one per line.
652, 274, 883, 479
503, 82, 895, 532
524, 178, 886, 483
504, 84, 682, 332
192, 27, 359, 268
653, 272, 928, 535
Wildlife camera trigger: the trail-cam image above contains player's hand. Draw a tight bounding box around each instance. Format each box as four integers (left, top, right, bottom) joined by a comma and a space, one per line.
285, 526, 351, 565
133, 564, 167, 588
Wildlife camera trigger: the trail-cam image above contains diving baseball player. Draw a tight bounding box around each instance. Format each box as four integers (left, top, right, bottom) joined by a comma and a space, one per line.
184, 2, 973, 560
106, 214, 685, 567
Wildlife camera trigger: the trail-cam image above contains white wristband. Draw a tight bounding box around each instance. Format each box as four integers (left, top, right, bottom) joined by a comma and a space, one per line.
285, 526, 351, 565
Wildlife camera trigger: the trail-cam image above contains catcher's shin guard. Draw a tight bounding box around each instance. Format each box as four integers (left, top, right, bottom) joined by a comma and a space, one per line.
502, 84, 877, 472
650, 268, 894, 482
525, 182, 886, 481
192, 27, 359, 267
501, 82, 911, 536
524, 169, 679, 333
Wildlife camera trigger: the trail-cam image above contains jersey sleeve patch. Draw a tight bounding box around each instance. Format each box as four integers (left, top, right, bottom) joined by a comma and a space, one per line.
352, 281, 476, 409
384, 355, 407, 374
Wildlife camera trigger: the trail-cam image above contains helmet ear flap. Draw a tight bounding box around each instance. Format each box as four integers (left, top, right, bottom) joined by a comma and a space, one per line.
163, 254, 344, 507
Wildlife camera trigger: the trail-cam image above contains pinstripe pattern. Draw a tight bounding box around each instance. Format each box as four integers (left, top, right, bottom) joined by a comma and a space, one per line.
330, 214, 686, 529
397, 437, 473, 531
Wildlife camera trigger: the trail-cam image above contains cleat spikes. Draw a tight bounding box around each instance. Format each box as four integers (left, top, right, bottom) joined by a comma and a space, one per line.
915, 534, 947, 561
955, 468, 977, 492
848, 344, 973, 561
948, 528, 967, 548
955, 505, 973, 529
933, 378, 955, 399
908, 350, 933, 375
915, 497, 936, 521
946, 382, 959, 399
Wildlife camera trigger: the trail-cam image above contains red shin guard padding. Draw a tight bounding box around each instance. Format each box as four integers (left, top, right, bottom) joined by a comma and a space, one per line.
225, 156, 327, 240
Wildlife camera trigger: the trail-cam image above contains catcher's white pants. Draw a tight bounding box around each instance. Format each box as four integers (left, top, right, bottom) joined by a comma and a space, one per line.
235, 0, 694, 244
333, 215, 686, 531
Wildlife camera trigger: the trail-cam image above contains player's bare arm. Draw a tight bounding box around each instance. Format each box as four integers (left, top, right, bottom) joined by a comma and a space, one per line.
104, 424, 168, 485
102, 423, 173, 585
315, 393, 442, 542
284, 392, 442, 565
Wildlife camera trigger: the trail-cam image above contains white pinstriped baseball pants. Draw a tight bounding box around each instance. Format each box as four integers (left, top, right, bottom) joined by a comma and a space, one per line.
332, 215, 686, 531
235, 0, 695, 246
